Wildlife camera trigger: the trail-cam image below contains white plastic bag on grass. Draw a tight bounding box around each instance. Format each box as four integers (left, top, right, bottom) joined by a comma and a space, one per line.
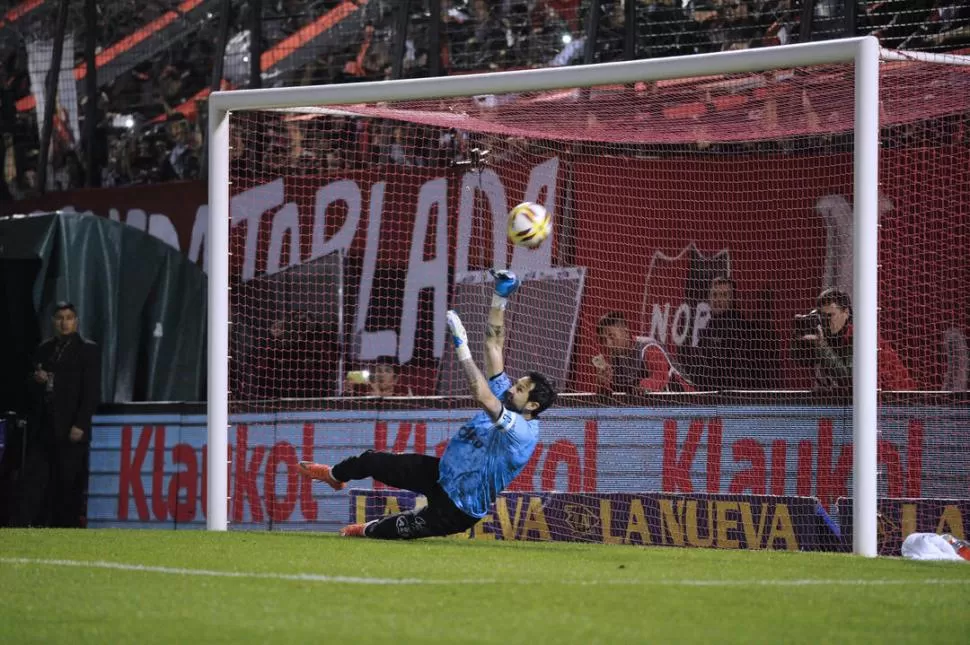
901, 533, 968, 561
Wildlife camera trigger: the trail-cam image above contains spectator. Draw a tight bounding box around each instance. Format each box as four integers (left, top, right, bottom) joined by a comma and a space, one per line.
463, 0, 508, 68
250, 310, 337, 400
693, 0, 762, 53
641, 0, 696, 59
594, 311, 694, 395
792, 288, 917, 394
387, 125, 415, 166
921, 2, 970, 50
12, 302, 100, 528
347, 357, 413, 397
344, 21, 378, 78
160, 117, 200, 180
592, 1, 628, 63
344, 21, 395, 81
692, 277, 777, 390
52, 150, 85, 192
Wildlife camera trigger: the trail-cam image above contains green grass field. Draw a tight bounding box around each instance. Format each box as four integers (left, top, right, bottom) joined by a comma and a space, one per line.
2, 529, 968, 644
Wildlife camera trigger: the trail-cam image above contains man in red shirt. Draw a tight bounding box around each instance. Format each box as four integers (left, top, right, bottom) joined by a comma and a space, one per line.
594, 312, 694, 395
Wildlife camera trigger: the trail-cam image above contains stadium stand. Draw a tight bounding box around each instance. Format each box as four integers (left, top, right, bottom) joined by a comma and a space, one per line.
0, 0, 968, 199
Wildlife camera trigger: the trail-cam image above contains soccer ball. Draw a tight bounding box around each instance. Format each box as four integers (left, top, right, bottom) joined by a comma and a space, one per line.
507, 202, 552, 249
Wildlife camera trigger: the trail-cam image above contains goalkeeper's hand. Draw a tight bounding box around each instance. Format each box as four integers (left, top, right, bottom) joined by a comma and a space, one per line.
446, 310, 471, 361
490, 269, 520, 297
489, 269, 520, 310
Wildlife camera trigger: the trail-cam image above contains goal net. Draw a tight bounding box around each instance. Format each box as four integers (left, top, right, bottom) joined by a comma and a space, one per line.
214, 39, 970, 555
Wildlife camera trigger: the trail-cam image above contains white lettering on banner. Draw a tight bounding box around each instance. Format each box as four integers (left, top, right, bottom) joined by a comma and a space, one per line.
400, 178, 449, 362
148, 213, 180, 250
816, 194, 853, 295
651, 304, 671, 345
38, 159, 561, 363
115, 208, 180, 250
816, 192, 895, 296
692, 302, 711, 347
455, 168, 507, 273
652, 303, 712, 346
266, 202, 300, 275
311, 179, 361, 261
672, 303, 691, 346
231, 178, 285, 282
63, 204, 185, 254
511, 157, 558, 272
642, 245, 728, 349
356, 182, 397, 360
123, 208, 148, 232
87, 405, 965, 527
189, 204, 208, 267
48, 157, 559, 275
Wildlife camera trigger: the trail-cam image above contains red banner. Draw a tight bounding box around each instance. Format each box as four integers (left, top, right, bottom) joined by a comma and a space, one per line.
6, 149, 968, 391
573, 150, 970, 391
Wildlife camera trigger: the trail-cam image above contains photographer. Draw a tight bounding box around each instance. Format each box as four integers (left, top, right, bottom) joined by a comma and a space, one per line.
793, 288, 916, 394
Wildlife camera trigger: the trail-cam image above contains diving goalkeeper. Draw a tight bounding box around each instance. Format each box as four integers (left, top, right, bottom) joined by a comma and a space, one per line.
299, 269, 557, 539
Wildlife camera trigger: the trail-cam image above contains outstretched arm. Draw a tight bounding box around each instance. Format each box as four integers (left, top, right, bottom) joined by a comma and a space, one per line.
485, 269, 519, 378
484, 304, 506, 379
447, 310, 503, 421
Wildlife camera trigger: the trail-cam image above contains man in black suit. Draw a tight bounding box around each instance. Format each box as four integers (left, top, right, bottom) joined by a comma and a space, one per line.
13, 302, 100, 527
692, 277, 776, 391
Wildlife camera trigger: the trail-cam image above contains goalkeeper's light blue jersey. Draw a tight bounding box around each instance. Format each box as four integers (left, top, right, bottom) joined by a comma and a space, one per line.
438, 372, 539, 519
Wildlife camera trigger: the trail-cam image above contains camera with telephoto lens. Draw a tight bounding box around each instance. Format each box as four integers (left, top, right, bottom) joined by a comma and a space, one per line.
794, 309, 824, 336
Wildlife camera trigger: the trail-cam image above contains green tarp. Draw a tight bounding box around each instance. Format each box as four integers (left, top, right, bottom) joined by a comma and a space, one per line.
0, 212, 205, 407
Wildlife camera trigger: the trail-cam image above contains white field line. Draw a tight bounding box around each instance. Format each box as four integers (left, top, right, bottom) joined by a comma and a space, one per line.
2, 557, 969, 587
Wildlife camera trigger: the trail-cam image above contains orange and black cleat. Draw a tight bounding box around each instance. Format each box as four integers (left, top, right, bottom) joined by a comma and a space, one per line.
297, 461, 346, 491
339, 522, 371, 537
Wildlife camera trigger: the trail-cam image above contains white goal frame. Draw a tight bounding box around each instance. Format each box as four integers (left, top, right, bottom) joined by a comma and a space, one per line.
208, 36, 891, 555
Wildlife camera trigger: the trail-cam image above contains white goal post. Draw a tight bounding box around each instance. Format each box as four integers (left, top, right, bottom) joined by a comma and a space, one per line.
207, 36, 919, 556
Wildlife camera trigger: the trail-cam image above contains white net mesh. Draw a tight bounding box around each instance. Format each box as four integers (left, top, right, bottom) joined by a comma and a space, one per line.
224, 52, 970, 550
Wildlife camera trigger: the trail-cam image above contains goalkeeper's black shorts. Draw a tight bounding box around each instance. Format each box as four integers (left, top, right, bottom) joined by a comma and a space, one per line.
332, 450, 479, 539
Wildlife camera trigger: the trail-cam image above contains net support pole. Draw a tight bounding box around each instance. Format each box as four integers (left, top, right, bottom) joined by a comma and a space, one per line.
36, 0, 70, 195
249, 0, 263, 89
207, 103, 231, 531
583, 0, 601, 65
844, 0, 858, 37
202, 0, 233, 181
799, 0, 815, 43
623, 0, 636, 60
852, 35, 880, 558
390, 0, 411, 80
83, 0, 99, 187
428, 0, 442, 77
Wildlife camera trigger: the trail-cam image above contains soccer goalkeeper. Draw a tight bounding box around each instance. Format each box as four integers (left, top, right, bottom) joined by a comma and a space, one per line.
299, 269, 557, 539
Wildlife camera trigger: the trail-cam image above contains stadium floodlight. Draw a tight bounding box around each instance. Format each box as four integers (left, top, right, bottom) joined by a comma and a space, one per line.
208, 37, 970, 556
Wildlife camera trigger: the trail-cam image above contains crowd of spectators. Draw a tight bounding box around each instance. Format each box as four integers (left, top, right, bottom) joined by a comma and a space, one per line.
0, 0, 220, 198
1, 0, 969, 201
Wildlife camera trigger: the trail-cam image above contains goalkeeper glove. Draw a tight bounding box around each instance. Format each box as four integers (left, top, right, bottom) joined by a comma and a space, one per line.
446, 310, 471, 361
489, 269, 520, 310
